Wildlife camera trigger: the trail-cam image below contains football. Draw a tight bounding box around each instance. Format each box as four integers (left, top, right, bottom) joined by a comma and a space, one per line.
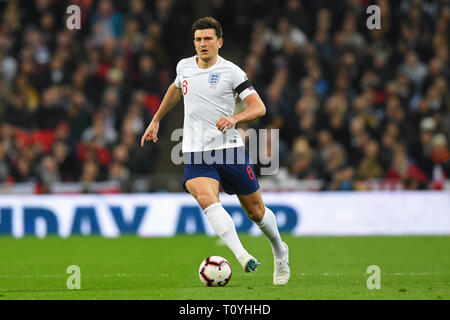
198, 256, 232, 287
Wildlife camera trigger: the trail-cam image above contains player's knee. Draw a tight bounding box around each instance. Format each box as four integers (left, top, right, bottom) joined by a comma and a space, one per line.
246, 202, 265, 222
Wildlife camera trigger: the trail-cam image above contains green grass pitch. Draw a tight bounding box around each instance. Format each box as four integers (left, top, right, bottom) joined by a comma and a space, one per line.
0, 235, 449, 300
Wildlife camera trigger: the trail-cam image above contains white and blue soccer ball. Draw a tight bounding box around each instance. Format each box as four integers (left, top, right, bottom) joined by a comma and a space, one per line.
198, 256, 232, 287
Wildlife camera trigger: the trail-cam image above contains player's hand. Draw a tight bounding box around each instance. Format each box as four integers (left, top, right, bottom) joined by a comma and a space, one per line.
141, 120, 160, 146
216, 116, 237, 133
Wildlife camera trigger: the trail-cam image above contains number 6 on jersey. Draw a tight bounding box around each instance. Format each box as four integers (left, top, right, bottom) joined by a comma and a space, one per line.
182, 80, 188, 95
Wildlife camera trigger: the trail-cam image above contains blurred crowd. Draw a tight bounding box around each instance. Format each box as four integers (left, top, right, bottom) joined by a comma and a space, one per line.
0, 0, 449, 192
0, 0, 194, 191
224, 0, 450, 190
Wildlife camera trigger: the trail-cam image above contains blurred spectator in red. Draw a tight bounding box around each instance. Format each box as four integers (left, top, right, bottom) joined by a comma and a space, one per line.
429, 134, 450, 184
386, 144, 429, 189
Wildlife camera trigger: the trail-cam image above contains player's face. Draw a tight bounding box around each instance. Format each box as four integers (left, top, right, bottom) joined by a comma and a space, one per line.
194, 28, 223, 63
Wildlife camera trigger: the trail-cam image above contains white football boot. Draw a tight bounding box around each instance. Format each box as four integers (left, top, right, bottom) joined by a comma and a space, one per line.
238, 253, 261, 273
273, 242, 290, 285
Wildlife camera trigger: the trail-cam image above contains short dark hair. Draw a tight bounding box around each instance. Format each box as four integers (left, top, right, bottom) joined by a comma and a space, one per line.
192, 17, 223, 39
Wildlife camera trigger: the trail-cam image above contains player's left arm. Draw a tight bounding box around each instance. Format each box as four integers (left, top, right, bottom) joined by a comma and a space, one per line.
216, 93, 265, 133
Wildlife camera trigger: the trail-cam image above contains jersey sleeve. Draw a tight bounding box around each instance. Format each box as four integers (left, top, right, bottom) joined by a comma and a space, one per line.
174, 60, 182, 88
230, 65, 257, 100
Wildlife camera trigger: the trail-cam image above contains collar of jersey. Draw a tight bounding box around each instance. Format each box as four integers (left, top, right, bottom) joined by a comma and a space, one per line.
194, 55, 221, 70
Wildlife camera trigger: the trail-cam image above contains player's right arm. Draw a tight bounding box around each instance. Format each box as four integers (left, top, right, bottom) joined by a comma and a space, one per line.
140, 83, 182, 146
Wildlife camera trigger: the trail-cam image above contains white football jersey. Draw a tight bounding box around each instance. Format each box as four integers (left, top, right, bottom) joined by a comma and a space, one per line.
174, 55, 256, 152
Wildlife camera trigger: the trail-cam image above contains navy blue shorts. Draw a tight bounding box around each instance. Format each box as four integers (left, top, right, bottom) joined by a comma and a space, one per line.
183, 147, 260, 195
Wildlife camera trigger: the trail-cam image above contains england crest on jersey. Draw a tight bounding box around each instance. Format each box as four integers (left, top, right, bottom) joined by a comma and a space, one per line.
208, 72, 221, 87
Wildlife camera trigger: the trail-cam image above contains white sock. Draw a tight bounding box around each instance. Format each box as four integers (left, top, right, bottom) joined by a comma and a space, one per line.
204, 202, 248, 261
256, 207, 286, 259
